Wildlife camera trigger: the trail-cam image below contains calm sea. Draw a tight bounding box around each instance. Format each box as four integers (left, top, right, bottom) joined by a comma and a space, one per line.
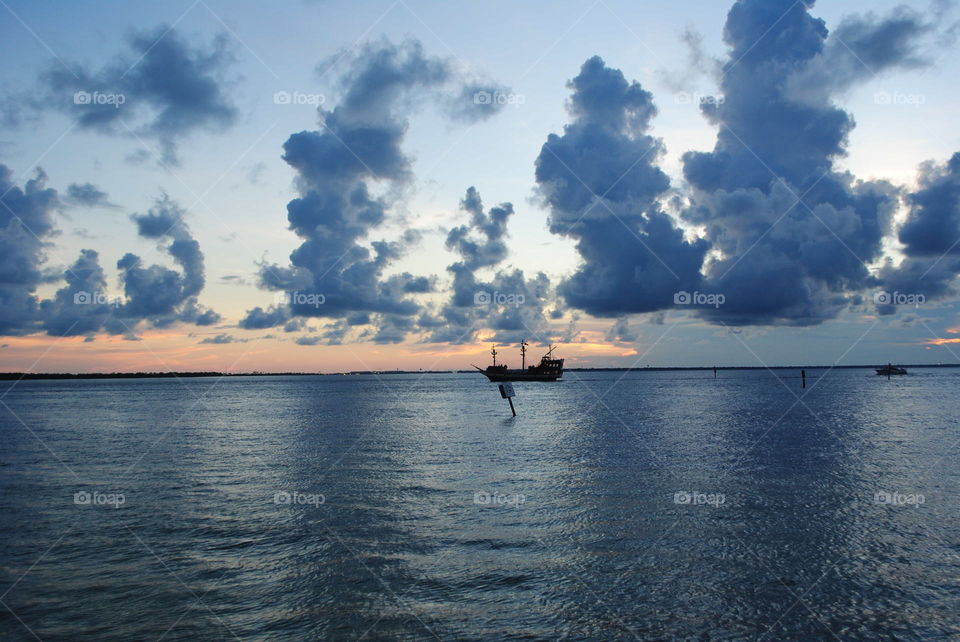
1, 369, 958, 640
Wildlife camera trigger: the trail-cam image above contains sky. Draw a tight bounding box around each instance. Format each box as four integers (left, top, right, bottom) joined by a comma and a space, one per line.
2, 0, 960, 373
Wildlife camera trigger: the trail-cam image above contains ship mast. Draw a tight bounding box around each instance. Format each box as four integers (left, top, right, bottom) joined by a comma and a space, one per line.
491, 344, 497, 367
520, 339, 528, 369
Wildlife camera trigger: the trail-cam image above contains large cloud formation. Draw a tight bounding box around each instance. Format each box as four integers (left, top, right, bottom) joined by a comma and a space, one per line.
682, 0, 952, 325
536, 0, 956, 329
534, 56, 709, 317
33, 27, 237, 164
0, 165, 218, 338
240, 40, 510, 343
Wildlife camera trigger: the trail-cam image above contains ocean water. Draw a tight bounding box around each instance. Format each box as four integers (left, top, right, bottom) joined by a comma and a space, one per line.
1, 368, 958, 641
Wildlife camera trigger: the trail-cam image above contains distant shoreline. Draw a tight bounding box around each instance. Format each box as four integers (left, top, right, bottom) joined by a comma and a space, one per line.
2, 364, 959, 381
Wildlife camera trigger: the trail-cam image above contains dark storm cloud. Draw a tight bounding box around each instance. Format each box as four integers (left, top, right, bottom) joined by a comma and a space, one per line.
243, 39, 512, 344
36, 27, 236, 165
65, 183, 116, 208
534, 56, 708, 317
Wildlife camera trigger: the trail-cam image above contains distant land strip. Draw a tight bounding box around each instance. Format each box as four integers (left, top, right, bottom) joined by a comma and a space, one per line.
2, 364, 960, 380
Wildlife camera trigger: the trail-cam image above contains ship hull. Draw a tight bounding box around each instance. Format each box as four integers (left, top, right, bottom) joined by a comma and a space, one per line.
480, 370, 562, 382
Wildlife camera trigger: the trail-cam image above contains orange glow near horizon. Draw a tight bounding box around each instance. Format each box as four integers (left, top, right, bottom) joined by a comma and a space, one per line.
0, 329, 641, 374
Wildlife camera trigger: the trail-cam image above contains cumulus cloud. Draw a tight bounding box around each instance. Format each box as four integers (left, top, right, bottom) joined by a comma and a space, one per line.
241, 39, 511, 344
115, 195, 217, 327
677, 0, 919, 326
33, 27, 237, 164
0, 166, 219, 337
65, 182, 116, 208
535, 55, 708, 317
0, 166, 61, 335
876, 152, 960, 307
420, 187, 553, 345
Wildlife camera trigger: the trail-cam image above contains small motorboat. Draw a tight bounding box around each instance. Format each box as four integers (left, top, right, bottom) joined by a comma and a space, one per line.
876, 364, 907, 376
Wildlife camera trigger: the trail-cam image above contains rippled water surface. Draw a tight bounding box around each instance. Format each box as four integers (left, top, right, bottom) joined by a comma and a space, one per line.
1, 369, 959, 640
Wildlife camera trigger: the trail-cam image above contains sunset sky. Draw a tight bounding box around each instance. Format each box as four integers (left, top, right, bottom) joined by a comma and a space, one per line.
2, 0, 960, 373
